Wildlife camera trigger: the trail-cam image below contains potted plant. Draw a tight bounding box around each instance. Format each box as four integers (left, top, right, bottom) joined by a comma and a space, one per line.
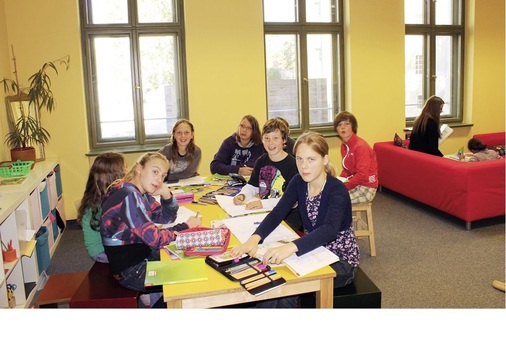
1, 45, 70, 164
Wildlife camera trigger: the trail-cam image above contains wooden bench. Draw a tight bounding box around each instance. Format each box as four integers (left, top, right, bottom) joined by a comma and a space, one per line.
35, 271, 88, 308
299, 266, 381, 308
69, 262, 139, 308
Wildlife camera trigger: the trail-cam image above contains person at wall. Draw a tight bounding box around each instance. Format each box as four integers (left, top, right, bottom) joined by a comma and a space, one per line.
210, 115, 265, 176
408, 95, 445, 157
233, 118, 302, 231
464, 137, 502, 162
76, 152, 127, 263
333, 111, 379, 204
100, 152, 201, 308
274, 116, 296, 156
158, 119, 202, 182
231, 132, 359, 307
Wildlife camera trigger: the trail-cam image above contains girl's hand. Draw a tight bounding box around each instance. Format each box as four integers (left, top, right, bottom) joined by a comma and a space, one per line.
245, 200, 262, 210
230, 235, 261, 257
185, 215, 201, 228
239, 166, 253, 176
261, 242, 298, 265
233, 194, 245, 205
156, 184, 172, 200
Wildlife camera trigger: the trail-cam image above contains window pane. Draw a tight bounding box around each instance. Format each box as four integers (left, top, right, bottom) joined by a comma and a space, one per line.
263, 0, 298, 22
89, 0, 128, 24
265, 34, 300, 127
306, 0, 336, 23
405, 35, 425, 118
404, 0, 426, 24
138, 0, 176, 23
435, 36, 453, 116
93, 37, 135, 140
139, 35, 179, 137
435, 0, 455, 25
307, 34, 334, 126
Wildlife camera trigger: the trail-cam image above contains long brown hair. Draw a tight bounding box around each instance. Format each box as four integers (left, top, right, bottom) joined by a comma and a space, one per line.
235, 115, 262, 145
294, 132, 337, 177
412, 96, 444, 137
77, 152, 126, 231
169, 119, 197, 161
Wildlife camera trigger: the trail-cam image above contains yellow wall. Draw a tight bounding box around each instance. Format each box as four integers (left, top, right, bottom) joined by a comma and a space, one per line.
0, 0, 504, 220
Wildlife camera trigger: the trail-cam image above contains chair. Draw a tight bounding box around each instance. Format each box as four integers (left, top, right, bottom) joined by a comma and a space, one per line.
352, 202, 376, 256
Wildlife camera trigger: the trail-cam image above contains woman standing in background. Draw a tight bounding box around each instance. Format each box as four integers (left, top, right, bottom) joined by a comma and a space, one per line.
408, 95, 445, 157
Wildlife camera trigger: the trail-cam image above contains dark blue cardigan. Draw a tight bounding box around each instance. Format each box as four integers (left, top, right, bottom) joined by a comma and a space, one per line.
254, 173, 352, 256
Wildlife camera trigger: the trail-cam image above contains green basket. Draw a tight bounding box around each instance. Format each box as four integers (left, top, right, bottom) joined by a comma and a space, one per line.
0, 160, 34, 178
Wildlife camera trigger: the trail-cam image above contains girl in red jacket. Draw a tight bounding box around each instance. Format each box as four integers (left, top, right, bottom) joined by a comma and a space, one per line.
334, 111, 379, 204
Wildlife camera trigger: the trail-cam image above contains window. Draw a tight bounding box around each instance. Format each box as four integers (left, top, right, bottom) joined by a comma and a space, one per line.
263, 0, 344, 135
79, 0, 187, 151
405, 0, 464, 122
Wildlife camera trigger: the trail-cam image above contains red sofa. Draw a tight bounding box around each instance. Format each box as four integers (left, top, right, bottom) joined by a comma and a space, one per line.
373, 132, 505, 230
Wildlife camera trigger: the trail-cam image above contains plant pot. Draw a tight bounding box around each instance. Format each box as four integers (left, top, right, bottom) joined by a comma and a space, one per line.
10, 147, 36, 168
2, 249, 17, 262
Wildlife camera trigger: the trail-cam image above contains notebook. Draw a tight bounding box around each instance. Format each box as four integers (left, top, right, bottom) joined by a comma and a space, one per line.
144, 259, 208, 286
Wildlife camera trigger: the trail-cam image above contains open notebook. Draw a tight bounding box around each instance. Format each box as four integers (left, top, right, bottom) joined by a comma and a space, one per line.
445, 146, 464, 161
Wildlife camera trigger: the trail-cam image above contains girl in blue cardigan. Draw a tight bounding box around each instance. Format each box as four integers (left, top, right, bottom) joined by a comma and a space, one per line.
231, 132, 360, 307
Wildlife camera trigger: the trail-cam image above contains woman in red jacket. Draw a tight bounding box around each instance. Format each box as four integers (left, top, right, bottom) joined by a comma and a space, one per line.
333, 111, 379, 204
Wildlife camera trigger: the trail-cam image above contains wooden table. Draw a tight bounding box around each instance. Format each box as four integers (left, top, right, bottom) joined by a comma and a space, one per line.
161, 191, 336, 308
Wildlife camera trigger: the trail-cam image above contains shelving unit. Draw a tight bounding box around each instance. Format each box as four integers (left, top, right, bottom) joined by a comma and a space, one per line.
0, 159, 65, 308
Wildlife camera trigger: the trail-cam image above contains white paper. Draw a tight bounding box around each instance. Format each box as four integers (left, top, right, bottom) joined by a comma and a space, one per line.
282, 246, 339, 277
215, 195, 275, 217
223, 213, 338, 277
222, 213, 299, 244
165, 176, 209, 187
162, 206, 197, 228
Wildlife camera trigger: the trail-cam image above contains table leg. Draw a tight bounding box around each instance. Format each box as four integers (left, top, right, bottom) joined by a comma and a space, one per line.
315, 277, 333, 308
166, 300, 183, 308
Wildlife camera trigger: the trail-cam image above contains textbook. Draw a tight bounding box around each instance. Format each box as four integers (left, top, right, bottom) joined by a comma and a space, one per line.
439, 124, 454, 145
144, 259, 208, 286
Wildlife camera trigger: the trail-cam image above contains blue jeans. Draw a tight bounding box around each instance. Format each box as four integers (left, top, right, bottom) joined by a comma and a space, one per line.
330, 260, 356, 288
116, 250, 164, 308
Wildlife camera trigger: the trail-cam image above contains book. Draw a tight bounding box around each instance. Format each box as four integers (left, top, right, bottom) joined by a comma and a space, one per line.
439, 124, 454, 145
282, 246, 339, 277
144, 259, 208, 286
446, 146, 464, 161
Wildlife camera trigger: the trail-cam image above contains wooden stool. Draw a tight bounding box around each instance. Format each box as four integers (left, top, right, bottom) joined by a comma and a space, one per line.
35, 271, 88, 308
352, 202, 376, 256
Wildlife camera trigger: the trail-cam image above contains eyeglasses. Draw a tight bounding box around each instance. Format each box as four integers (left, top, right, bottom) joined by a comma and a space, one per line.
239, 124, 252, 131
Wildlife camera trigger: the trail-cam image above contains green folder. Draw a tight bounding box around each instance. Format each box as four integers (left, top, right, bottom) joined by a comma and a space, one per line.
145, 259, 208, 286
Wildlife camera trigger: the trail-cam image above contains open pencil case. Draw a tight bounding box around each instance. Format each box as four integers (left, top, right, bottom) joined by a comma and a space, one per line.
175, 227, 231, 256
205, 254, 286, 296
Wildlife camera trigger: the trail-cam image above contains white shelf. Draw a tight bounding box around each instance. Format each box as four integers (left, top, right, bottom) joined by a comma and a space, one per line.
0, 158, 64, 308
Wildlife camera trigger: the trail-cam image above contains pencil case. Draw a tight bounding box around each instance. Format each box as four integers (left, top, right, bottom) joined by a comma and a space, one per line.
205, 254, 286, 296
175, 227, 231, 256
